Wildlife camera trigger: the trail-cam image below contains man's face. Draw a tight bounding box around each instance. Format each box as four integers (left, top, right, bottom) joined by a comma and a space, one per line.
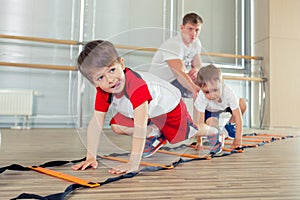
180, 22, 202, 45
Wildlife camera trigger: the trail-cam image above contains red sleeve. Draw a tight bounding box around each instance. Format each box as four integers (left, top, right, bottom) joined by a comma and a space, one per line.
124, 68, 152, 109
94, 87, 112, 112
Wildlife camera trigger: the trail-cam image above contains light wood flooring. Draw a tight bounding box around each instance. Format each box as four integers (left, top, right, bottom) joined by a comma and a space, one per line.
1, 128, 300, 200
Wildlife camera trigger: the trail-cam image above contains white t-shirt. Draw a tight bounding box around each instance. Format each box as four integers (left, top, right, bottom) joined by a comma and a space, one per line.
194, 84, 239, 113
112, 71, 181, 118
95, 68, 181, 119
149, 35, 202, 82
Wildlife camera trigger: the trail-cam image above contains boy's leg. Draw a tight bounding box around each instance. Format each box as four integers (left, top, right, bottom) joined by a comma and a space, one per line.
151, 99, 195, 144
147, 99, 225, 155
110, 112, 166, 158
198, 110, 228, 154
110, 112, 135, 135
206, 132, 225, 155
197, 110, 220, 137
149, 100, 225, 155
194, 111, 218, 150
111, 113, 158, 136
142, 120, 167, 158
142, 133, 167, 158
222, 107, 236, 139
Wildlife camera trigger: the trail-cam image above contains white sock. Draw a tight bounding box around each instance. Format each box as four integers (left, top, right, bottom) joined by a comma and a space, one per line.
219, 112, 232, 130
147, 124, 161, 138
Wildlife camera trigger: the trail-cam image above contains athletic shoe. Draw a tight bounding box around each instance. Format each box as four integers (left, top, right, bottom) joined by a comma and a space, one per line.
207, 132, 225, 155
225, 123, 236, 139
143, 135, 167, 158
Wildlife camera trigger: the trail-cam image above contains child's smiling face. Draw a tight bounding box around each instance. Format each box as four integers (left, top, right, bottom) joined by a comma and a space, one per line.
93, 59, 126, 94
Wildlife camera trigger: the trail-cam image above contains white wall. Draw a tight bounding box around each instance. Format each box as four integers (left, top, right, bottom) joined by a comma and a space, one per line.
183, 0, 237, 63
254, 0, 300, 128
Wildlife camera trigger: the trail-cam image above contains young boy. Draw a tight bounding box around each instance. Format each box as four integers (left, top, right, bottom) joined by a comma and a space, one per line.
72, 40, 200, 175
193, 64, 244, 152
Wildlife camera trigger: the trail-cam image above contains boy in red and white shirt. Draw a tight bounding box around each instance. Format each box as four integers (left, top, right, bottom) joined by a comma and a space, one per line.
72, 40, 203, 175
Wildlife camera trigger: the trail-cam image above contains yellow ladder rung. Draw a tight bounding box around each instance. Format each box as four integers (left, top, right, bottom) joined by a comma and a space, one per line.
29, 166, 100, 188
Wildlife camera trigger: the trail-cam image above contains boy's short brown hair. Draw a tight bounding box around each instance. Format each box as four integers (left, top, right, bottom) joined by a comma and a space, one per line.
196, 64, 222, 87
77, 40, 120, 84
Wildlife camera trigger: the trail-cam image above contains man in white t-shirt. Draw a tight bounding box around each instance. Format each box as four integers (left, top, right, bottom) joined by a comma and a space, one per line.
149, 13, 203, 99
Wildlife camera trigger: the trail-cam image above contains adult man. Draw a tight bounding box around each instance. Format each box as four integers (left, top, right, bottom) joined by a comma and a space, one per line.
149, 13, 203, 99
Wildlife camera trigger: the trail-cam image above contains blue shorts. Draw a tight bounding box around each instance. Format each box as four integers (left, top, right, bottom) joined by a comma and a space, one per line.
204, 107, 232, 122
171, 79, 193, 98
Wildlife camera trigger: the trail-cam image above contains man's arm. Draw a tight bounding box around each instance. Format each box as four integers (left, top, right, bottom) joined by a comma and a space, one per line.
189, 54, 202, 82
167, 59, 200, 98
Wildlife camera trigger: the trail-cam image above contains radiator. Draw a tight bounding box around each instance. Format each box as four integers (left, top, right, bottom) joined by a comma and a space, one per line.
0, 89, 34, 129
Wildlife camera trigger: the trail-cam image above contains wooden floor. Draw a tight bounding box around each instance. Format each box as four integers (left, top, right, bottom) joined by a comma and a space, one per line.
1, 128, 300, 200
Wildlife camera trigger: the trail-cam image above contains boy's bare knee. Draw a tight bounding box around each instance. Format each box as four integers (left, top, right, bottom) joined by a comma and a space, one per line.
111, 124, 123, 134
206, 117, 218, 127
111, 124, 133, 135
197, 124, 219, 136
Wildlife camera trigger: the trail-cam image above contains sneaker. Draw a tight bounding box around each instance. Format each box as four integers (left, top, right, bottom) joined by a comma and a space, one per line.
225, 123, 236, 139
207, 132, 225, 155
143, 135, 167, 158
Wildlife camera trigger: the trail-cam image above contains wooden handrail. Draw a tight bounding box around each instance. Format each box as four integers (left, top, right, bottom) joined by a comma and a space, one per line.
0, 34, 263, 61
115, 44, 158, 52
0, 34, 80, 45
0, 62, 77, 71
223, 75, 266, 82
117, 44, 263, 60
202, 52, 263, 61
0, 61, 266, 82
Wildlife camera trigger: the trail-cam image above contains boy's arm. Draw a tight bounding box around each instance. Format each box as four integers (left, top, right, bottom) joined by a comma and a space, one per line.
72, 111, 106, 170
193, 109, 205, 128
109, 101, 148, 174
230, 108, 242, 149
130, 101, 148, 170
194, 110, 219, 136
